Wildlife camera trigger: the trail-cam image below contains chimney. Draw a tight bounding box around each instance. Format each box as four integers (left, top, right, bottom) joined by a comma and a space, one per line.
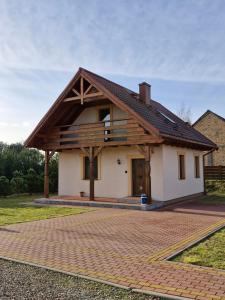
139, 82, 151, 105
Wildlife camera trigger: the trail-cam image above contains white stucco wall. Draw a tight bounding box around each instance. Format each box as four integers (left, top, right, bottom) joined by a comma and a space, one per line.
58, 145, 164, 199
58, 105, 204, 201
161, 145, 204, 201
73, 104, 128, 125
58, 145, 204, 201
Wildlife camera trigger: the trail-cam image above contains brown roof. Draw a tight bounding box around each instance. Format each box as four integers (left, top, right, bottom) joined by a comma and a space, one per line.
82, 69, 216, 149
25, 67, 217, 150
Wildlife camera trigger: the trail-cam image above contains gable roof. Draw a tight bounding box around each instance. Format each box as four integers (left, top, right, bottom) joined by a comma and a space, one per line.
25, 67, 217, 150
193, 110, 225, 127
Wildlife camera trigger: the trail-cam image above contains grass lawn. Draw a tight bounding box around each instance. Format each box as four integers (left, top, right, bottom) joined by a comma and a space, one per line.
0, 194, 90, 226
199, 191, 225, 204
173, 192, 225, 270
173, 228, 225, 270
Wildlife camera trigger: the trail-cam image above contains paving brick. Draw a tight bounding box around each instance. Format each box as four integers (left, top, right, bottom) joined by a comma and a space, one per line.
0, 201, 224, 300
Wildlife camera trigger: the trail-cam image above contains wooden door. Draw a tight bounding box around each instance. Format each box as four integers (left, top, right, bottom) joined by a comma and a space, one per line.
132, 159, 146, 196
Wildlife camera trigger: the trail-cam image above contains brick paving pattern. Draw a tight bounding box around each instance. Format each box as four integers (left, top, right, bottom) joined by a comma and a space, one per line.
0, 201, 225, 299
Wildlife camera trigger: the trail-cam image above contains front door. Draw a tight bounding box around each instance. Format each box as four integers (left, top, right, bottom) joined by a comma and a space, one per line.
132, 159, 146, 196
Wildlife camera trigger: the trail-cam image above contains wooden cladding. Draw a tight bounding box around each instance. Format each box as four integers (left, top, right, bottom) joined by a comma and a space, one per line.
42, 118, 161, 150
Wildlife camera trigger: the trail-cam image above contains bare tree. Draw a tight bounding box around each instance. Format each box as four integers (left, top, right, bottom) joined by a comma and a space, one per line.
177, 103, 192, 124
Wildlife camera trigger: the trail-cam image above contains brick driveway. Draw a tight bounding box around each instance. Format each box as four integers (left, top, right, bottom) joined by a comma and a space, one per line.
0, 201, 225, 299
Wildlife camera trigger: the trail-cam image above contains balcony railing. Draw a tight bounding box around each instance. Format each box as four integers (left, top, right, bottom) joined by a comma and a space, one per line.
44, 118, 154, 149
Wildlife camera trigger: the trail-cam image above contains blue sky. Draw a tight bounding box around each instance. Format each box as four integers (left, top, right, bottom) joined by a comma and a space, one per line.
1, 0, 225, 143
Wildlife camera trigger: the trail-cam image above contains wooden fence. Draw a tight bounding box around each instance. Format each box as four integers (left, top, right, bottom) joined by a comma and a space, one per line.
204, 166, 225, 180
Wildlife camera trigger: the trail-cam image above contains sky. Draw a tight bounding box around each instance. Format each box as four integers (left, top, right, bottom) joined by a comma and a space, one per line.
0, 0, 225, 143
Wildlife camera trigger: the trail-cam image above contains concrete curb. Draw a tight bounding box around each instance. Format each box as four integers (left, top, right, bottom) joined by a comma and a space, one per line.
35, 198, 164, 211
133, 289, 193, 300
0, 256, 130, 290
0, 255, 211, 300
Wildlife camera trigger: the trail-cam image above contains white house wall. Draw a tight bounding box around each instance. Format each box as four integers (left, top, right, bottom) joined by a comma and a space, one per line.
58, 105, 204, 201
58, 145, 164, 199
162, 145, 204, 201
73, 104, 128, 125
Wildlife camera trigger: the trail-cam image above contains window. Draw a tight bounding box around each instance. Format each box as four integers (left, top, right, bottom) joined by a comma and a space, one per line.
158, 110, 176, 124
99, 107, 111, 141
194, 156, 200, 178
84, 157, 98, 180
178, 154, 185, 180
99, 108, 110, 123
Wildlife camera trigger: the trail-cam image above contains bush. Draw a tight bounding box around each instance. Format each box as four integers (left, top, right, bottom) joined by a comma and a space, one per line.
25, 168, 42, 194
0, 176, 11, 196
10, 177, 27, 194
206, 180, 225, 193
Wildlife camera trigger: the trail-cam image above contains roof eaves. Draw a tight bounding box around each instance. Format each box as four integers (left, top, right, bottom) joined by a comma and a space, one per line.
24, 68, 82, 147
162, 133, 218, 149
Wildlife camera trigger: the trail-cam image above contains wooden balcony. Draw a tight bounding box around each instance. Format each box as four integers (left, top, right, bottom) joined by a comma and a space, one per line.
43, 118, 161, 150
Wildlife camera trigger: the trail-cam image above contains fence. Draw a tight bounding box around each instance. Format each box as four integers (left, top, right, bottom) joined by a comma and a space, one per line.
204, 166, 225, 180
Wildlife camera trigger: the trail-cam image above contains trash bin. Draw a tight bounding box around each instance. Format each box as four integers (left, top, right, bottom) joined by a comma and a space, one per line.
140, 194, 148, 205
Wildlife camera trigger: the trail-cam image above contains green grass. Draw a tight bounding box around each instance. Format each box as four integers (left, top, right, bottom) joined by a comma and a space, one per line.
0, 194, 90, 226
199, 191, 225, 204
173, 191, 225, 270
173, 228, 225, 270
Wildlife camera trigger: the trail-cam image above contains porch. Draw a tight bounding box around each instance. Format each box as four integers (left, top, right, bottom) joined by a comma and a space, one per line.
35, 195, 163, 210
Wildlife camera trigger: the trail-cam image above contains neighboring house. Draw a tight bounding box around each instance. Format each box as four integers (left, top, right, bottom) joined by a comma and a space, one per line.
193, 110, 225, 166
25, 68, 216, 203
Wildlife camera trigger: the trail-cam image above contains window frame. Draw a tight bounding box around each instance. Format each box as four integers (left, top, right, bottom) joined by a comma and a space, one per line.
194, 155, 200, 178
178, 153, 186, 180
98, 105, 112, 123
83, 156, 98, 180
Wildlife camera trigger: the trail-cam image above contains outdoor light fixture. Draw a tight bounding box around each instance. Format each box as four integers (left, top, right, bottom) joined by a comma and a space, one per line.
117, 158, 121, 165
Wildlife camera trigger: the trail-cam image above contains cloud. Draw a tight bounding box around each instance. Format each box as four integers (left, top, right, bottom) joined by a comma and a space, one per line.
0, 0, 225, 82
1, 0, 225, 143
0, 121, 31, 128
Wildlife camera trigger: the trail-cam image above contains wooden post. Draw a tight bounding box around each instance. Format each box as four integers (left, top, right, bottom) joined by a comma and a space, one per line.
44, 150, 49, 198
144, 145, 152, 204
89, 146, 95, 201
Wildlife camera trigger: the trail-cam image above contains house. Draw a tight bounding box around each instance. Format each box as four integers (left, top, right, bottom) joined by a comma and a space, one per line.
193, 110, 225, 166
25, 68, 216, 204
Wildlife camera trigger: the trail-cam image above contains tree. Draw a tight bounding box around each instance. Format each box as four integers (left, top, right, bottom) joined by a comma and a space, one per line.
0, 176, 11, 196
0, 142, 58, 196
177, 104, 192, 124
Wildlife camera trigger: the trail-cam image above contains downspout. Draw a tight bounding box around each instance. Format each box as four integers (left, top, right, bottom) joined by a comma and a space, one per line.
202, 149, 217, 195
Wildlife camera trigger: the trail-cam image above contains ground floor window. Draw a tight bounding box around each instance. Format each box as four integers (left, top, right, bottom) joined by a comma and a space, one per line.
178, 154, 185, 180
194, 155, 200, 178
84, 157, 98, 180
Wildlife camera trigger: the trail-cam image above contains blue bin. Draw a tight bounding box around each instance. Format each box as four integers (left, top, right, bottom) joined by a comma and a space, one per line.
141, 194, 148, 205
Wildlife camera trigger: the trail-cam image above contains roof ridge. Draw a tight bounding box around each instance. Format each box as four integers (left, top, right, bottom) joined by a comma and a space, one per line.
193, 109, 225, 126
80, 67, 138, 95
